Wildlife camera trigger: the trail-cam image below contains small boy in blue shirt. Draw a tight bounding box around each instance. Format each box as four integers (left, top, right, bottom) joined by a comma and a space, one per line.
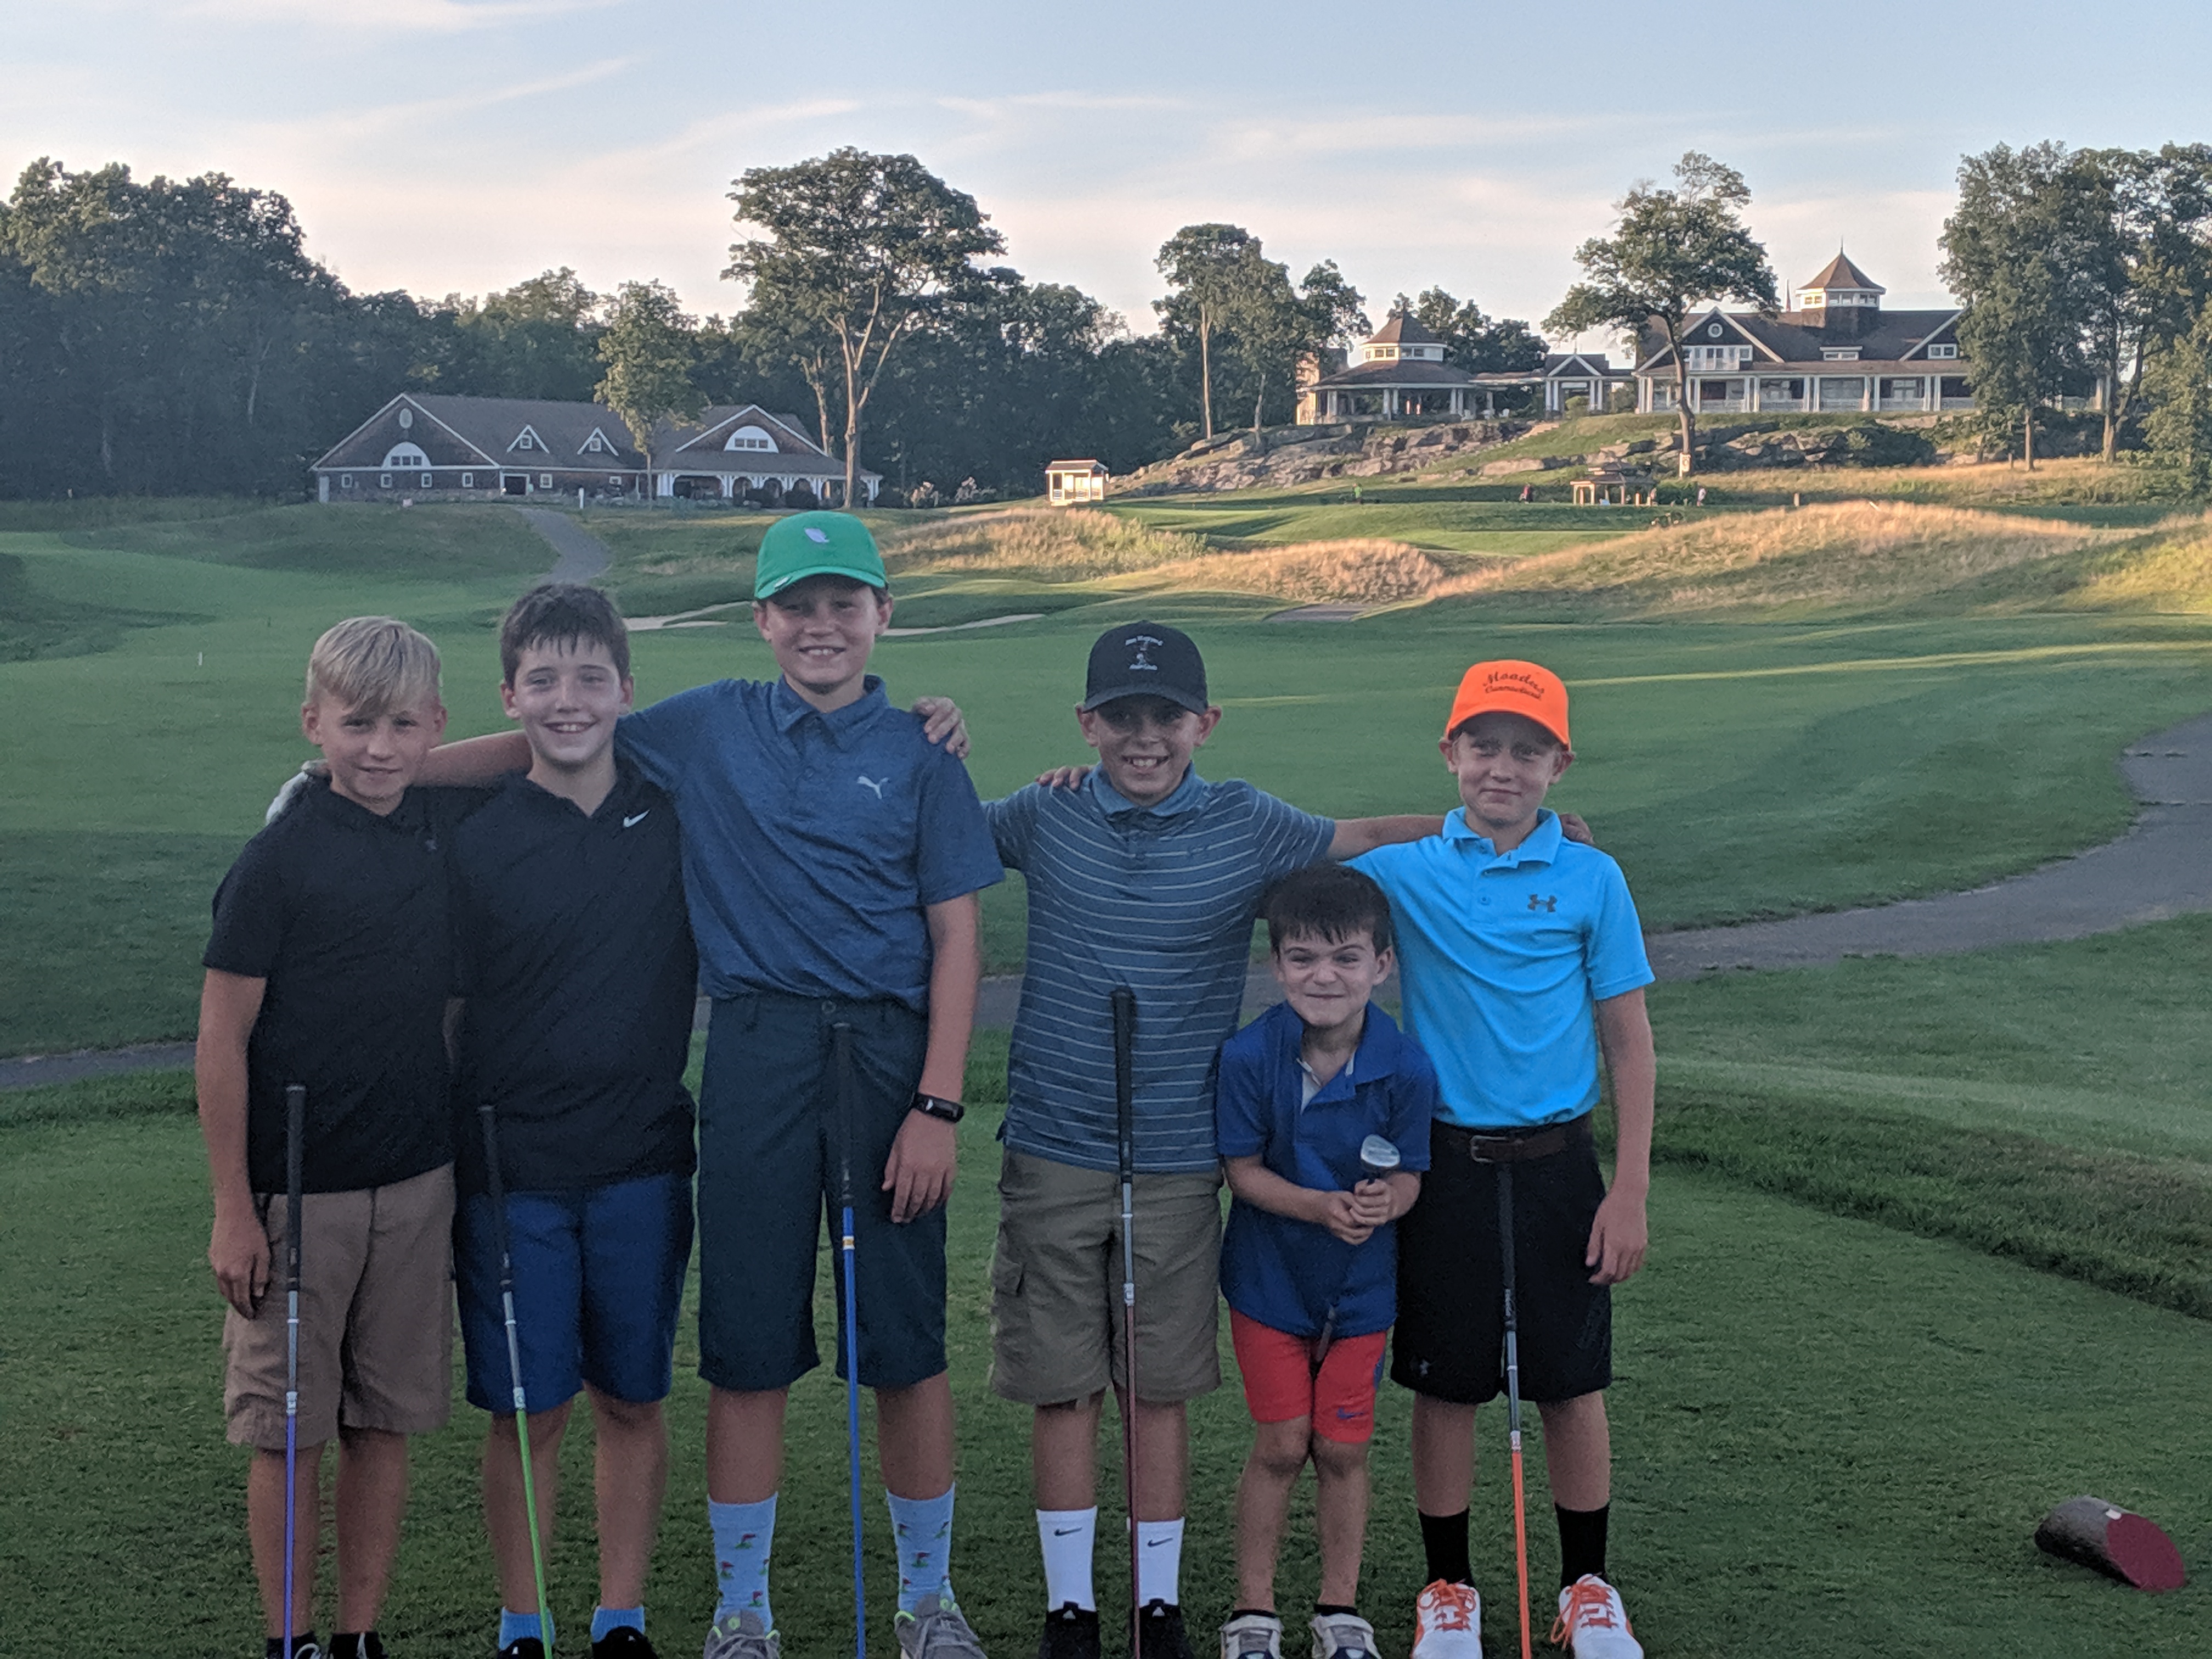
1215, 865, 1434, 1659
1353, 661, 1655, 1659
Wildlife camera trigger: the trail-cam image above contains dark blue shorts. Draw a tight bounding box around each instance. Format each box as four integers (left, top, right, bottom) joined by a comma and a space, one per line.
696, 993, 944, 1394
454, 1170, 693, 1413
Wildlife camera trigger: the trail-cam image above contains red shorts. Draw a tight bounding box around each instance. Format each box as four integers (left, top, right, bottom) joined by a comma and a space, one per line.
1229, 1309, 1387, 1445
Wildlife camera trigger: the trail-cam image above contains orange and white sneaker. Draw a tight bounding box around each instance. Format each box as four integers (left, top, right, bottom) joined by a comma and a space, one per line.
1550, 1576, 1641, 1658
1410, 1581, 1481, 1659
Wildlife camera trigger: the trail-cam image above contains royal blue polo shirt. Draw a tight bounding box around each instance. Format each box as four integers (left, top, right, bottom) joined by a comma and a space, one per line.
617, 675, 1002, 1010
1216, 1000, 1436, 1340
1353, 809, 1652, 1130
986, 768, 1336, 1174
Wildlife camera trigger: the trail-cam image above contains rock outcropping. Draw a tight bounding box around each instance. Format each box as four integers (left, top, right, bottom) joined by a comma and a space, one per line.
1116, 421, 1537, 495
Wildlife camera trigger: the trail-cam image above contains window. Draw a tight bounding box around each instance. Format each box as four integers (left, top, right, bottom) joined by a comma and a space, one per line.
397, 407, 414, 429
1707, 322, 1724, 338
609, 475, 622, 486
1822, 347, 1861, 361
380, 473, 393, 488
725, 426, 780, 453
382, 442, 429, 469
340, 473, 354, 489
539, 473, 553, 489
1927, 343, 1958, 359
514, 432, 536, 450
584, 433, 604, 453
421, 473, 434, 488
461, 472, 474, 488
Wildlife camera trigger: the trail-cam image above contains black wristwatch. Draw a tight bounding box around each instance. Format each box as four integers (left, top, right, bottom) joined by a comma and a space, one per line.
910, 1092, 966, 1124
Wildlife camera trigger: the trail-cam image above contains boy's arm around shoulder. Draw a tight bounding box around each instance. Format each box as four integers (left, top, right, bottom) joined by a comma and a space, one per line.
196, 968, 268, 1318
1327, 810, 1595, 860
1587, 988, 1655, 1287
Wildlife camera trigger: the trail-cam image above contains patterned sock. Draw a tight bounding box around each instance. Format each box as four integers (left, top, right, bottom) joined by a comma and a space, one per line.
498, 1610, 548, 1650
1555, 1503, 1610, 1589
591, 1606, 646, 1641
710, 1493, 778, 1624
888, 1485, 957, 1613
1135, 1517, 1184, 1606
1037, 1507, 1098, 1611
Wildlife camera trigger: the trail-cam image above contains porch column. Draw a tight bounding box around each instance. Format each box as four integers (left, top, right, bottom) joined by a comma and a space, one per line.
1749, 375, 1762, 413
1862, 376, 1874, 412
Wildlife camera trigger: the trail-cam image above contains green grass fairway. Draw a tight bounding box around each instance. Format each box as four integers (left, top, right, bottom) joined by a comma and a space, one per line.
3, 1068, 2204, 1659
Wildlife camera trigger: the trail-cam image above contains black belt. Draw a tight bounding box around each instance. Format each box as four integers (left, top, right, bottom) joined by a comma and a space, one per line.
1436, 1113, 1593, 1164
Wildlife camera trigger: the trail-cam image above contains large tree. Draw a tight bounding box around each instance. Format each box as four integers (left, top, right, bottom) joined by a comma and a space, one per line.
726, 148, 1006, 506
2143, 301, 2212, 489
595, 280, 704, 486
1154, 223, 1262, 441
1546, 153, 1778, 474
449, 268, 606, 402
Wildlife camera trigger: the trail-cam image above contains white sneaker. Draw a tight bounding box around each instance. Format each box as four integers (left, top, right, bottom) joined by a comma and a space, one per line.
1220, 1611, 1283, 1659
1410, 1581, 1481, 1659
1307, 1611, 1378, 1659
1550, 1576, 1641, 1658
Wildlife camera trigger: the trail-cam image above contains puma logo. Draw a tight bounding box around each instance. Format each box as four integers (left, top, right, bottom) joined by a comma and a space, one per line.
856, 774, 887, 799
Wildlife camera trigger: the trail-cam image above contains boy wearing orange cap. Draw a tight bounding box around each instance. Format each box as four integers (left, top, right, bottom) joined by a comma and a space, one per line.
1350, 662, 1655, 1659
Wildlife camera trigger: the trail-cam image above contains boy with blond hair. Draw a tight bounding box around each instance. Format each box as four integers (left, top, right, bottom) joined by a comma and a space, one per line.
199, 617, 479, 1659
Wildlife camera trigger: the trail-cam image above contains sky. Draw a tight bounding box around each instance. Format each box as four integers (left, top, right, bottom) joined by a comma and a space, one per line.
8, 0, 2212, 356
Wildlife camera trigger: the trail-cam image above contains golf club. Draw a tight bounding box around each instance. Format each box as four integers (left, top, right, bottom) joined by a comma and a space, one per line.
1310, 1133, 1401, 1374
832, 1023, 867, 1659
1110, 986, 1140, 1646
477, 1098, 554, 1651
1498, 1163, 1532, 1659
282, 1082, 304, 1657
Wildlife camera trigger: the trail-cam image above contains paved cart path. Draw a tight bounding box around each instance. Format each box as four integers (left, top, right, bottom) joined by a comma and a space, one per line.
514, 506, 613, 582
7, 719, 2207, 1090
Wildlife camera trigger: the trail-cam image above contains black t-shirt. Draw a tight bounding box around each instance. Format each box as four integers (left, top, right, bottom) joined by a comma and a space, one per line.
449, 763, 698, 1195
204, 778, 489, 1194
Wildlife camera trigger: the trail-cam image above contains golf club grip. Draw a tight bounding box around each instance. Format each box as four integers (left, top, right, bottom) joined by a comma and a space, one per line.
283, 1084, 305, 1283
831, 1022, 857, 1207
1110, 988, 1136, 1171
476, 1101, 516, 1263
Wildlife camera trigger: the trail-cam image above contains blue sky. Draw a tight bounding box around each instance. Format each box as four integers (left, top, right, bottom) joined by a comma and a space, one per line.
7, 1, 2211, 354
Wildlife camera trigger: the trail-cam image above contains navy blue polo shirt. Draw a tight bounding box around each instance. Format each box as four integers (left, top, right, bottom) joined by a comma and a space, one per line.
616, 675, 1002, 1009
1216, 1000, 1437, 1339
986, 769, 1336, 1175
204, 777, 487, 1194
448, 760, 698, 1195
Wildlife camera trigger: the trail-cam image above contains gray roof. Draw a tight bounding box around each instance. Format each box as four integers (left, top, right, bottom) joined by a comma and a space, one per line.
1312, 358, 1480, 389
314, 394, 648, 471
1366, 311, 1445, 346
1639, 307, 1962, 372
1801, 250, 1884, 294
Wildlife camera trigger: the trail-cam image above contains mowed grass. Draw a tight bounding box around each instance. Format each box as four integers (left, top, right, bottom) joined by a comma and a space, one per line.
3, 1052, 2206, 1659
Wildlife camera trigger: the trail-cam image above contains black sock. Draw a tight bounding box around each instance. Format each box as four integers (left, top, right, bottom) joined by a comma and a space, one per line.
1418, 1508, 1472, 1587
1313, 1604, 1358, 1618
1556, 1503, 1609, 1588
329, 1633, 383, 1659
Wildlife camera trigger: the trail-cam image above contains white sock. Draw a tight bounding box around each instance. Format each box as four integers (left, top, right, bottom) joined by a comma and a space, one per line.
1038, 1508, 1097, 1611
1136, 1517, 1184, 1606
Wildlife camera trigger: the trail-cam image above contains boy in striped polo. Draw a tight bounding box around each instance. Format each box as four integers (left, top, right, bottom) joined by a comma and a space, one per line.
984, 621, 1449, 1659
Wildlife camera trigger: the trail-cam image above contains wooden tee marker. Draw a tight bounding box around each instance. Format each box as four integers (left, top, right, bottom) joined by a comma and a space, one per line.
2033, 1497, 2188, 1592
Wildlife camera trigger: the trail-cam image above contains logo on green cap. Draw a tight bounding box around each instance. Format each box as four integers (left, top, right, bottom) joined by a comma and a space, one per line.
754, 511, 888, 600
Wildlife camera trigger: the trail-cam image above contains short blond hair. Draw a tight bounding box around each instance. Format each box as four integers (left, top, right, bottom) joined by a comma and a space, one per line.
305, 617, 442, 715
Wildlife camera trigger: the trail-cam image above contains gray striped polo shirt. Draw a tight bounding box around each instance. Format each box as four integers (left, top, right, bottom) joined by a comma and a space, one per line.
986, 769, 1336, 1173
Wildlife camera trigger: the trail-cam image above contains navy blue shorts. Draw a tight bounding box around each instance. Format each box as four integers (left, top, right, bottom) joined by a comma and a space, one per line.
697, 993, 944, 1393
454, 1170, 692, 1413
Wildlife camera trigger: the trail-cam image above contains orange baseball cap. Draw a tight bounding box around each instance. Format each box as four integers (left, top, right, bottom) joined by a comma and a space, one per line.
1443, 659, 1571, 748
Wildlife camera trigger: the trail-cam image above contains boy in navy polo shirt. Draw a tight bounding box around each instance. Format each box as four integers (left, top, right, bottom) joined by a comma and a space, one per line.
1352, 662, 1655, 1659
448, 584, 697, 1659
1216, 866, 1434, 1659
200, 617, 476, 1659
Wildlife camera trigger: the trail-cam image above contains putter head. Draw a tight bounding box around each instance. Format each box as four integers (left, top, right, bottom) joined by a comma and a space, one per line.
1358, 1133, 1401, 1180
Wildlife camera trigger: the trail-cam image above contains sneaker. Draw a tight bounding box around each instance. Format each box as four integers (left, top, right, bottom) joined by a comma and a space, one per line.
1410, 1581, 1481, 1659
897, 1594, 990, 1659
1306, 1613, 1375, 1659
495, 1645, 543, 1659
595, 1629, 661, 1659
1549, 1577, 1641, 1659
702, 1610, 781, 1659
1218, 1611, 1282, 1659
1136, 1601, 1193, 1659
1038, 1605, 1103, 1659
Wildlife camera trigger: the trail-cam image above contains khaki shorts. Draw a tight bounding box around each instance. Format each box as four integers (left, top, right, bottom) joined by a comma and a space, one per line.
989, 1149, 1222, 1406
224, 1163, 456, 1450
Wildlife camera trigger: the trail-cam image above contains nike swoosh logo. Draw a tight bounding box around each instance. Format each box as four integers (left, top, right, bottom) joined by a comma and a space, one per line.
1144, 1537, 1172, 1547
623, 811, 649, 827
1053, 1527, 1082, 1536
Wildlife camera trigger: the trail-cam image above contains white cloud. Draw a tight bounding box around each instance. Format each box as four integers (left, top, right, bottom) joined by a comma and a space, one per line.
174, 0, 617, 33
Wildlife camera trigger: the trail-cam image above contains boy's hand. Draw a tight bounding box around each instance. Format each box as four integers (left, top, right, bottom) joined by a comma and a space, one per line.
1347, 1176, 1393, 1229
911, 697, 970, 759
1036, 763, 1093, 790
1317, 1189, 1376, 1246
1585, 1185, 1647, 1285
1559, 810, 1595, 847
265, 759, 328, 825
883, 1110, 957, 1222
210, 1202, 272, 1317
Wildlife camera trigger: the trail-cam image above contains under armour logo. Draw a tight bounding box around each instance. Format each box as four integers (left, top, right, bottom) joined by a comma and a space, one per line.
1528, 894, 1558, 912
857, 774, 886, 798
1126, 633, 1162, 671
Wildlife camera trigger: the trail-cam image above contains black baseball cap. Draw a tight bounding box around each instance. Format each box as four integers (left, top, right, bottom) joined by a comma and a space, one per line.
1080, 620, 1210, 715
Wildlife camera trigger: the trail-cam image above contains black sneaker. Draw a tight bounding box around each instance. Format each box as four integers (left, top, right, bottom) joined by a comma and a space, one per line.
330, 1638, 383, 1659
1038, 1603, 1102, 1659
592, 1629, 660, 1659
1137, 1601, 1192, 1659
494, 1642, 544, 1659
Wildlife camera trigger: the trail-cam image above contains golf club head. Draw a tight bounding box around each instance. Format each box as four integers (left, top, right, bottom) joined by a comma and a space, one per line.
1359, 1133, 1401, 1180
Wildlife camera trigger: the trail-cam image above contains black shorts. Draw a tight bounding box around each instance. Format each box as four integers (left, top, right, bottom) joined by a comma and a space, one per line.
1391, 1116, 1611, 1407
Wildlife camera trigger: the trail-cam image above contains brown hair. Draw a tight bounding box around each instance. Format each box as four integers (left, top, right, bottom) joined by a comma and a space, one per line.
499, 583, 631, 685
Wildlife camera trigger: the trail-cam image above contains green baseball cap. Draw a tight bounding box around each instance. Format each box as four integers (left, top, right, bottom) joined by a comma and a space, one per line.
753, 511, 888, 600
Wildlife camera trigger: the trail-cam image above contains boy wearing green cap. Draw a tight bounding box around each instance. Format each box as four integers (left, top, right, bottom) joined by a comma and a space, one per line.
415, 512, 999, 1659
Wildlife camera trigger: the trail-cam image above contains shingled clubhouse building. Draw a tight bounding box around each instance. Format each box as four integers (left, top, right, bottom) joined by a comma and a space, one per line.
311, 394, 880, 505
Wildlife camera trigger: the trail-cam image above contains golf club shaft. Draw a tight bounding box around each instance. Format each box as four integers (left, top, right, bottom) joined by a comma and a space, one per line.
1311, 1150, 1397, 1373
1110, 988, 1139, 1637
283, 1083, 304, 1652
1499, 1163, 1531, 1659
479, 1101, 553, 1644
832, 1023, 866, 1659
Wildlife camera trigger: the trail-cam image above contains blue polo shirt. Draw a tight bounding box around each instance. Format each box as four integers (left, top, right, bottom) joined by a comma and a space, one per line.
1353, 809, 1652, 1130
617, 675, 1002, 1010
1216, 1000, 1436, 1339
986, 768, 1336, 1174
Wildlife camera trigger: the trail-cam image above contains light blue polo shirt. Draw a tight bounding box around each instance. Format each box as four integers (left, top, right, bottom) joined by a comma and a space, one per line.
1353, 809, 1651, 1129
986, 768, 1336, 1174
617, 675, 1003, 1011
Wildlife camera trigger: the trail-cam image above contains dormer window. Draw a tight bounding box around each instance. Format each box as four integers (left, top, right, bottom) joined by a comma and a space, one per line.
725, 425, 779, 453
382, 442, 430, 469
1822, 347, 1862, 361
1927, 343, 1958, 359
510, 426, 546, 454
